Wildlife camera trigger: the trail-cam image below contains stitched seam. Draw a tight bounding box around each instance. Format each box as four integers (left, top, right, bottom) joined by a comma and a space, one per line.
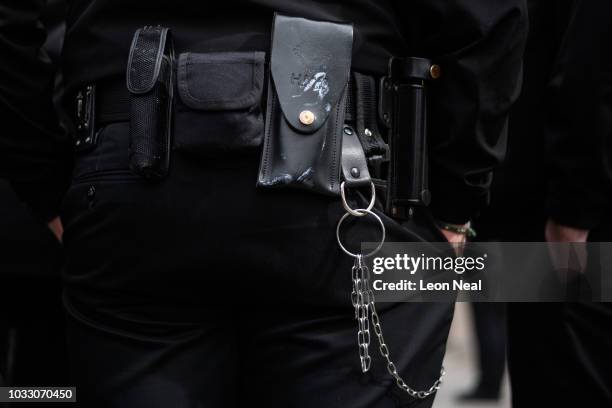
261, 87, 276, 179
330, 92, 342, 190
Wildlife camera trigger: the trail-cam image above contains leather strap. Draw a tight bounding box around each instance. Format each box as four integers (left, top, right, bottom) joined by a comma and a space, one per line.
388, 57, 434, 81
353, 72, 387, 157
341, 125, 371, 188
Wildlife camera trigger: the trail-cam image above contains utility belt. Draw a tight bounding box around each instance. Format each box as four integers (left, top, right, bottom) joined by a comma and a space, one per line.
72, 17, 444, 399
73, 18, 440, 222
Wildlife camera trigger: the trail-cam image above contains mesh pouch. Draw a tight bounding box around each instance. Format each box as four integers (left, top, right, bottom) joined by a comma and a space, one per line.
126, 26, 175, 180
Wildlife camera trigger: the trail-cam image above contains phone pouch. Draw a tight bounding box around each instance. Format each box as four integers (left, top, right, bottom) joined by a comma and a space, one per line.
126, 26, 175, 180
257, 14, 354, 195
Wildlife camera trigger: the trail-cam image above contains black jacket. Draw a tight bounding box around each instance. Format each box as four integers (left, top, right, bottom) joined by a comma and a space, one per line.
477, 0, 612, 239
544, 0, 612, 230
0, 0, 528, 224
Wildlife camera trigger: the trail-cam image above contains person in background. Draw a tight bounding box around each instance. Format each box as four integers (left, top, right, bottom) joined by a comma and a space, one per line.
456, 303, 506, 401
476, 0, 612, 406
0, 0, 69, 394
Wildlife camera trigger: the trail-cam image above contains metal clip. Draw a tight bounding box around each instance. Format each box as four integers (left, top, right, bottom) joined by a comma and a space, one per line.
74, 84, 97, 152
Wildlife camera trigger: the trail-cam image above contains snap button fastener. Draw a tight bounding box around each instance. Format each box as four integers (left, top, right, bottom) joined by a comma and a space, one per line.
429, 64, 441, 79
299, 110, 315, 126
351, 167, 360, 178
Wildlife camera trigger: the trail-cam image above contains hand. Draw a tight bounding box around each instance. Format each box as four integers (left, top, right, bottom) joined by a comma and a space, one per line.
47, 216, 64, 242
439, 228, 467, 245
439, 224, 468, 256
545, 219, 589, 243
545, 218, 589, 279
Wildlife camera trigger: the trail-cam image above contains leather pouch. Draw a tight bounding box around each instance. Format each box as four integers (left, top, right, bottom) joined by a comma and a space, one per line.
126, 26, 175, 180
257, 14, 354, 195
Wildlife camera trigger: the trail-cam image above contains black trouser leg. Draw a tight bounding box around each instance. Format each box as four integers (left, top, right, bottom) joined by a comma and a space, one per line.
472, 302, 506, 395
508, 302, 612, 407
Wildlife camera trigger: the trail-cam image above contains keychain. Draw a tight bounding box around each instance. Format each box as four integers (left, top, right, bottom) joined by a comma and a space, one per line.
336, 181, 445, 399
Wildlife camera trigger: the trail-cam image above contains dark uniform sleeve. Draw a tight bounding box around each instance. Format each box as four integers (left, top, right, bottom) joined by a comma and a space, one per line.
0, 0, 71, 223
397, 0, 528, 224
544, 0, 612, 230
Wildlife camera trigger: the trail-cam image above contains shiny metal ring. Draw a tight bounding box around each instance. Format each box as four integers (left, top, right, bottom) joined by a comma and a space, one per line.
336, 208, 386, 259
341, 181, 376, 217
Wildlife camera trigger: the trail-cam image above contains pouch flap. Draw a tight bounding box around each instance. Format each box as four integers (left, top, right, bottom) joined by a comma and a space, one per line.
177, 52, 265, 111
270, 14, 353, 133
127, 26, 171, 94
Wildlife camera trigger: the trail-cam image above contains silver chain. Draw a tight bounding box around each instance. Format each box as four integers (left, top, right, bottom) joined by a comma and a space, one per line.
352, 256, 372, 372
338, 183, 445, 399
352, 254, 445, 399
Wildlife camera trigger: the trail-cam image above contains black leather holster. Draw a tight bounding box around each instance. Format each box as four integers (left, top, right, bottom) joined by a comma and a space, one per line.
257, 14, 354, 195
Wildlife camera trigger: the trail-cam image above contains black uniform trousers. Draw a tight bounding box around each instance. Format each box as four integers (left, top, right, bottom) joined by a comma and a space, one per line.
60, 102, 454, 407
507, 223, 612, 407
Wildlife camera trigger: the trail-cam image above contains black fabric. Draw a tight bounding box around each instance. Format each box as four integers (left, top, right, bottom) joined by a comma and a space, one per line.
477, 0, 612, 237
506, 219, 612, 407
60, 115, 453, 407
508, 302, 612, 407
177, 52, 265, 111
543, 0, 612, 230
0, 0, 72, 222
0, 0, 527, 224
0, 277, 69, 392
65, 300, 453, 408
0, 180, 63, 279
0, 180, 68, 399
470, 303, 506, 395
476, 3, 612, 405
175, 51, 265, 154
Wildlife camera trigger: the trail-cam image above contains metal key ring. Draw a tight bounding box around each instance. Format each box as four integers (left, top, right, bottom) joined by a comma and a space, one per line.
341, 181, 376, 217
336, 208, 386, 258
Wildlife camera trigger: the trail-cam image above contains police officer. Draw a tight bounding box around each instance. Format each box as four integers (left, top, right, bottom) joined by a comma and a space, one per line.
0, 0, 70, 394
0, 1, 527, 407
493, 1, 612, 406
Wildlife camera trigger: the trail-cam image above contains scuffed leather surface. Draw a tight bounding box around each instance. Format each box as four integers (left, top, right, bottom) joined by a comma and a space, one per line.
257, 14, 353, 195
270, 14, 353, 133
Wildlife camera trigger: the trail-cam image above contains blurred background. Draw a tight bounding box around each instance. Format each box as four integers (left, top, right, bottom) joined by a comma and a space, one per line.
436, 304, 510, 408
